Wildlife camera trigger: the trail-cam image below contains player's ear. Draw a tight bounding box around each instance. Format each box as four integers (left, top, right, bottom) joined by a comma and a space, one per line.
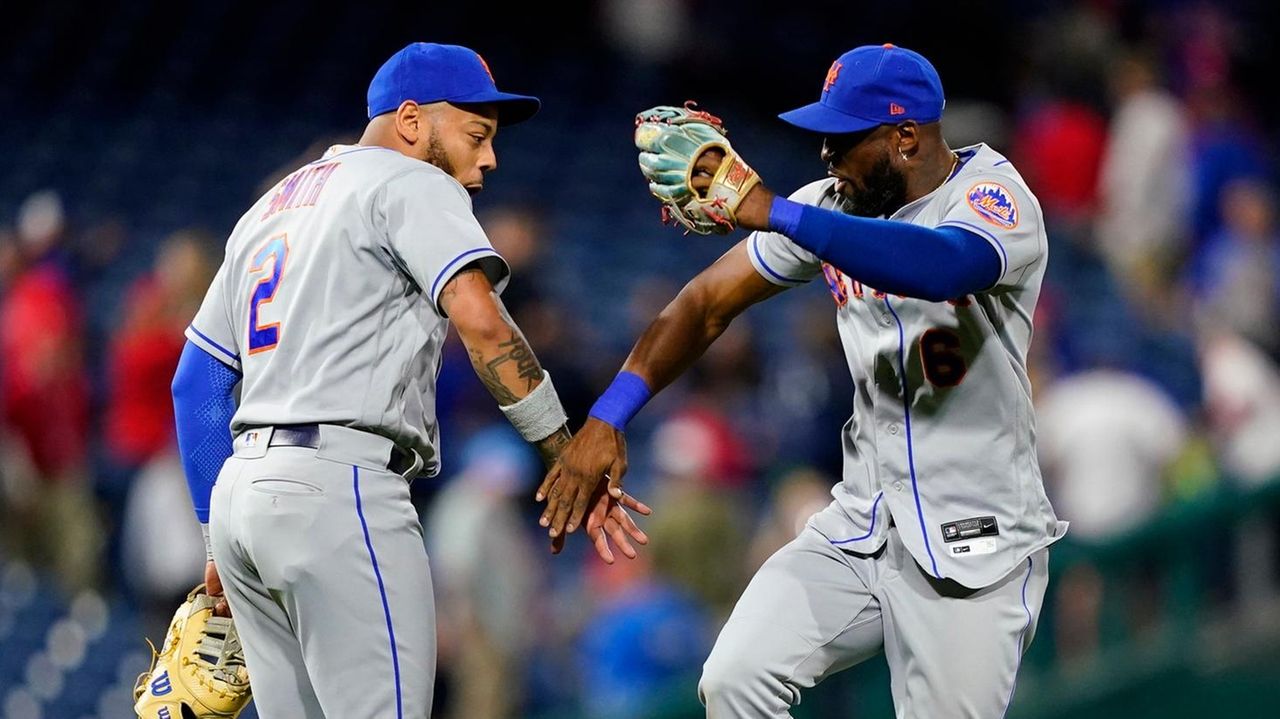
394, 101, 423, 144
894, 121, 920, 159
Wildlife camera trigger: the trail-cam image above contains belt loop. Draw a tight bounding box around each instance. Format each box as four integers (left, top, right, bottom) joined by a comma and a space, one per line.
399, 448, 424, 481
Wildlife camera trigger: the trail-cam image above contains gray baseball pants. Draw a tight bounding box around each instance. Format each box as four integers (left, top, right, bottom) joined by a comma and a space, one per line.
209, 424, 434, 719
700, 523, 1048, 718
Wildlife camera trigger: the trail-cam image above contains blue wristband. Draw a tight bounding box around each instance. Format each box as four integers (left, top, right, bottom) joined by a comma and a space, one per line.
588, 371, 652, 431
768, 196, 805, 238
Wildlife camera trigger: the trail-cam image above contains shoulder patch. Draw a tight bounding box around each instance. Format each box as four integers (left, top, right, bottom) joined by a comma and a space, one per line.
966, 182, 1019, 229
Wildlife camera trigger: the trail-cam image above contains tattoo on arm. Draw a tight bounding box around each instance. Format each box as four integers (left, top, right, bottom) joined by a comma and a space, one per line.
447, 268, 549, 408
488, 334, 541, 390
438, 267, 484, 311
470, 329, 543, 405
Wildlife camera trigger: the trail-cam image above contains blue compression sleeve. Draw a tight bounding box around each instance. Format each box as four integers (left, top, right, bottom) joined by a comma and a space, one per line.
768, 197, 1002, 301
172, 340, 240, 523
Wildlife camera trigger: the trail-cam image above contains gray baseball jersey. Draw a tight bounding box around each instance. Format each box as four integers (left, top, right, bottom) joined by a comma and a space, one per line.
185, 144, 509, 476
747, 143, 1068, 589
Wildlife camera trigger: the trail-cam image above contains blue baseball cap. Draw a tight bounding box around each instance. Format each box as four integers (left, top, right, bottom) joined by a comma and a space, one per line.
367, 43, 541, 125
779, 44, 944, 134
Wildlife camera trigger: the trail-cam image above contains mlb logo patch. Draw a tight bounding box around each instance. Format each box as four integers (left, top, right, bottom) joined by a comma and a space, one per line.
966, 182, 1019, 229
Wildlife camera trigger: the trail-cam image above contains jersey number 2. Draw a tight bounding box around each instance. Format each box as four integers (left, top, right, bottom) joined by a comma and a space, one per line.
248, 234, 289, 354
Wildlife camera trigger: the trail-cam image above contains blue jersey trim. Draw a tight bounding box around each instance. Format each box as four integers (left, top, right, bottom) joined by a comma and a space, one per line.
829, 492, 885, 545
429, 247, 498, 301
354, 466, 403, 719
885, 297, 941, 578
750, 235, 807, 285
992, 159, 1010, 167
188, 325, 240, 365
1002, 557, 1035, 717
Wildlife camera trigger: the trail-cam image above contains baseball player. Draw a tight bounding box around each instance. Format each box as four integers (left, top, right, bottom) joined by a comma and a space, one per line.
540, 44, 1068, 717
165, 43, 646, 718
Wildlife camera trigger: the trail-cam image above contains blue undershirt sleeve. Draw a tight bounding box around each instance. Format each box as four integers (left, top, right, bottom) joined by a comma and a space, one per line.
171, 339, 240, 523
768, 196, 1002, 301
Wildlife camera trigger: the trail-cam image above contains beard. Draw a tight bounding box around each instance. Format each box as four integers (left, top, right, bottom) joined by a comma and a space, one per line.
423, 128, 457, 181
840, 153, 908, 218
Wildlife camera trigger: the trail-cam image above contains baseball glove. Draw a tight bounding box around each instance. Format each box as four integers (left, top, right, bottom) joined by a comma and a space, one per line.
134, 584, 252, 719
634, 102, 761, 235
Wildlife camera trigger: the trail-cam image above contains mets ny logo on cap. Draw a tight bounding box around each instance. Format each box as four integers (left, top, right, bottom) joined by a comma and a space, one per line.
824, 61, 842, 93
966, 182, 1019, 229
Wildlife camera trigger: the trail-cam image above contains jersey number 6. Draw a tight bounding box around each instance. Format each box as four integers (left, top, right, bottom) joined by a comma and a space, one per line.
248, 234, 290, 354
920, 328, 967, 387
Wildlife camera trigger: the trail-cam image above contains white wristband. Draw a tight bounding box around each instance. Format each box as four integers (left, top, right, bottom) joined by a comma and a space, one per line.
201, 523, 214, 562
500, 371, 568, 442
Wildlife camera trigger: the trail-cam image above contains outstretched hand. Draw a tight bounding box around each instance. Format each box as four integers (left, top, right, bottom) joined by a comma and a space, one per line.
549, 484, 651, 564
539, 418, 651, 562
537, 418, 630, 536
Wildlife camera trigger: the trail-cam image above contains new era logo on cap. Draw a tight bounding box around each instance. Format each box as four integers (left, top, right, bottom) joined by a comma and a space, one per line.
779, 43, 945, 135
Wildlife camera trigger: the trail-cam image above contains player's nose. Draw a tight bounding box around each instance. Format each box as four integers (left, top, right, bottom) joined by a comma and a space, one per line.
820, 140, 836, 164
479, 144, 497, 173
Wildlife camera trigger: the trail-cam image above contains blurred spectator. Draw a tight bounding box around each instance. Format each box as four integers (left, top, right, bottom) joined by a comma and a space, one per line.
106, 230, 217, 467
1037, 369, 1188, 540
575, 500, 713, 719
95, 230, 217, 593
1199, 329, 1280, 486
1013, 4, 1114, 224
1190, 179, 1280, 358
1012, 98, 1108, 223
1037, 369, 1189, 664
647, 411, 752, 616
650, 407, 753, 493
119, 450, 205, 605
1095, 49, 1193, 285
1, 191, 89, 481
745, 467, 831, 574
0, 191, 101, 591
1173, 2, 1271, 244
425, 426, 544, 719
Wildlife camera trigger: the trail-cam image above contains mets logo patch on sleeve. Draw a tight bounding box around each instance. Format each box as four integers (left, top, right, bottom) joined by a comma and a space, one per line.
966, 182, 1019, 229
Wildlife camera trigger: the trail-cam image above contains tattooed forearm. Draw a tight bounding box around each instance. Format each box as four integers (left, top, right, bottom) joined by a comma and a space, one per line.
442, 267, 549, 408
486, 335, 541, 390
470, 329, 544, 406
535, 426, 573, 468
